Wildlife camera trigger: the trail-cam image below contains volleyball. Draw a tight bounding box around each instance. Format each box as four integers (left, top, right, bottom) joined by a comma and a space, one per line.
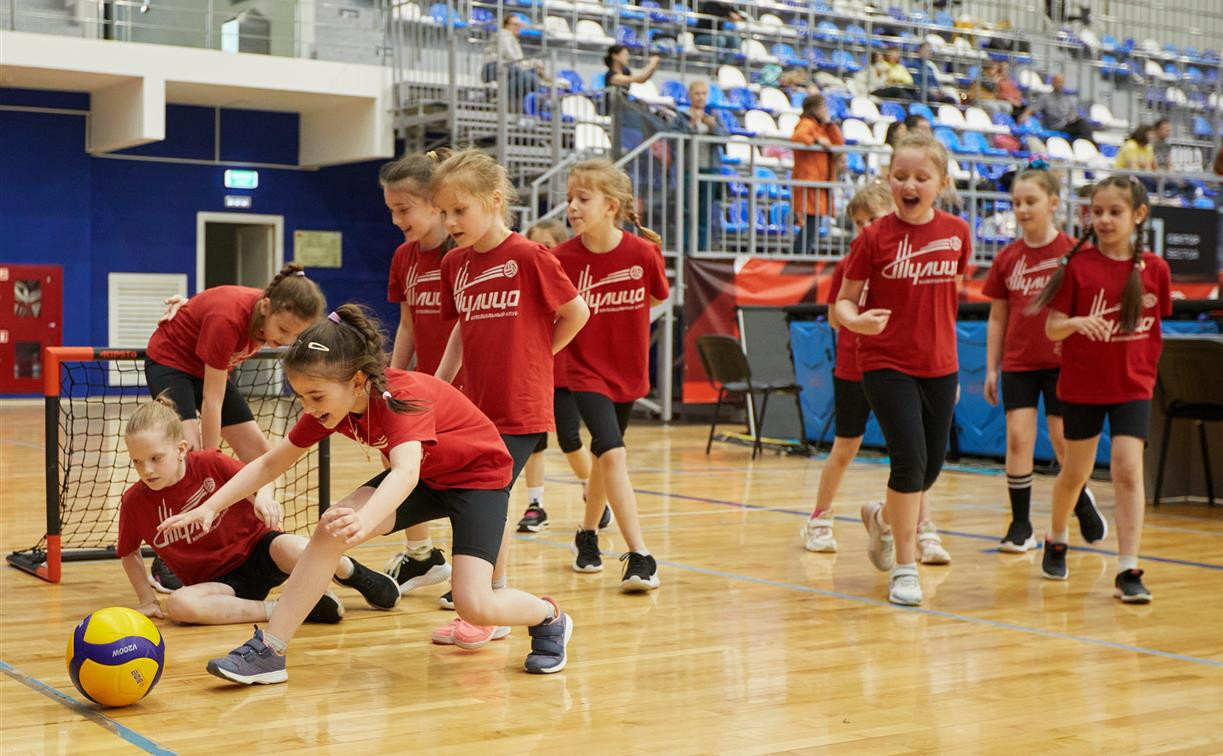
66, 607, 165, 707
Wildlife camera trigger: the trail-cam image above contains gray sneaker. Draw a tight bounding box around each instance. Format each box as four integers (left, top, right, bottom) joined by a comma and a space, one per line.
524, 601, 573, 674
206, 627, 287, 685
860, 502, 895, 572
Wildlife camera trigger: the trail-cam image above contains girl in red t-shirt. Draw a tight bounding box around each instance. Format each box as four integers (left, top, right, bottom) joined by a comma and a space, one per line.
835, 134, 970, 607
553, 159, 670, 591
121, 394, 398, 626
1030, 176, 1171, 603
431, 150, 590, 633
378, 152, 457, 599
983, 166, 1105, 553
516, 219, 602, 536
159, 305, 575, 683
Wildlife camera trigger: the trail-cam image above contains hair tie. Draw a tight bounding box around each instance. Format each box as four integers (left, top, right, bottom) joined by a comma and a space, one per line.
1059, 255, 1071, 265
1027, 156, 1051, 171
382, 390, 393, 400
295, 270, 306, 277
327, 312, 342, 324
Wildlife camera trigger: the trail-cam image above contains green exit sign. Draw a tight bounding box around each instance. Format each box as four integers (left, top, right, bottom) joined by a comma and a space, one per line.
224, 169, 259, 190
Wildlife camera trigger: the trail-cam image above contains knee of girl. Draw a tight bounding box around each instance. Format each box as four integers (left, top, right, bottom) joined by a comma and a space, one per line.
1110, 462, 1142, 491
165, 593, 197, 624
594, 443, 627, 462
453, 591, 495, 626
888, 466, 926, 494
558, 432, 583, 455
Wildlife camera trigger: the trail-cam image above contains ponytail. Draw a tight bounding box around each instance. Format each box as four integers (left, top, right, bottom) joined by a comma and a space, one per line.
126, 391, 186, 443
251, 263, 326, 339
1118, 216, 1146, 332
282, 304, 424, 415
1029, 228, 1094, 315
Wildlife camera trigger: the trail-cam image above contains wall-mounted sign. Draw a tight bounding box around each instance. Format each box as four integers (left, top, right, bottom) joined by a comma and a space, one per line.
224, 195, 252, 209
223, 169, 259, 190
293, 230, 342, 268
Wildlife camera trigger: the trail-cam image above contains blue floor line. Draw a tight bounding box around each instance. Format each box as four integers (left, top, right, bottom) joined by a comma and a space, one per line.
0, 659, 175, 755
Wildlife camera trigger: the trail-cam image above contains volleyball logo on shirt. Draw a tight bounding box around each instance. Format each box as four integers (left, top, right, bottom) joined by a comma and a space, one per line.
153, 477, 226, 548
882, 235, 961, 285
404, 263, 442, 311
577, 264, 647, 315
1005, 256, 1061, 298
1088, 288, 1158, 342
452, 260, 522, 321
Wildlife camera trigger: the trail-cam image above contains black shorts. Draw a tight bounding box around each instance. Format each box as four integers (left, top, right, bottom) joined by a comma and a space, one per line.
212, 531, 288, 601
554, 388, 584, 454
573, 391, 633, 457
833, 377, 872, 438
533, 434, 548, 454
365, 469, 508, 565
1062, 399, 1152, 442
144, 359, 255, 428
1001, 369, 1063, 415
501, 433, 546, 488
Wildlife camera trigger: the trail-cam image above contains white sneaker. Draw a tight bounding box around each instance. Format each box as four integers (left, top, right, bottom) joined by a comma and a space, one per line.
889, 565, 923, 606
917, 522, 951, 565
801, 513, 838, 552
860, 502, 895, 572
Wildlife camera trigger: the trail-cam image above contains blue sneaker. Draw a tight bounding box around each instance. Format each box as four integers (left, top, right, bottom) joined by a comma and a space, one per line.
206, 627, 287, 685
524, 599, 572, 674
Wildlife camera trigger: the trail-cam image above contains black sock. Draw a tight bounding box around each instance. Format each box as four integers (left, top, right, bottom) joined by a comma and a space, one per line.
1006, 473, 1033, 523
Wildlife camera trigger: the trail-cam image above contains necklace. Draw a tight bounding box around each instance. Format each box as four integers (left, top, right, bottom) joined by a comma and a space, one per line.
346, 391, 374, 463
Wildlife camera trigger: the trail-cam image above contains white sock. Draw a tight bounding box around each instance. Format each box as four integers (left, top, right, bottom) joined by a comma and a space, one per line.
527, 486, 545, 505
262, 629, 288, 655
1118, 555, 1139, 572
491, 576, 508, 590
542, 599, 557, 621
1050, 529, 1070, 545
404, 538, 433, 560
633, 548, 651, 557
263, 600, 277, 621
893, 562, 917, 573
335, 556, 354, 579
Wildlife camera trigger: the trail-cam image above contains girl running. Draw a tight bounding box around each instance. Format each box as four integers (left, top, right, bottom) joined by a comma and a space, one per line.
1031, 175, 1170, 603
553, 159, 669, 591
121, 394, 399, 625
834, 134, 971, 606
983, 164, 1105, 552
158, 305, 574, 682
379, 152, 457, 597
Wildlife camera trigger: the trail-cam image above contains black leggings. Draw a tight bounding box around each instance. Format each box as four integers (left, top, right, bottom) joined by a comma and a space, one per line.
573, 391, 633, 457
554, 388, 584, 454
861, 370, 958, 494
501, 433, 546, 490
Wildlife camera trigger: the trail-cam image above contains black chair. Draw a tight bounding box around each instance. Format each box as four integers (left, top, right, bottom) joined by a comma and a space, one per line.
1153, 337, 1223, 506
696, 334, 808, 459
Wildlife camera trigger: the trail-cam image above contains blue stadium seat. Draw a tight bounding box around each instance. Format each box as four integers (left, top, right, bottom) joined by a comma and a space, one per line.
880, 101, 907, 122
976, 162, 1010, 182
591, 71, 606, 90
907, 102, 936, 124
661, 80, 690, 106
641, 1, 672, 25
961, 130, 1007, 156
1193, 116, 1215, 139
719, 166, 749, 198
755, 167, 789, 199
615, 0, 645, 21
708, 84, 740, 111
717, 108, 754, 137
845, 151, 867, 175
557, 69, 585, 93
843, 24, 868, 46
935, 126, 974, 154
616, 26, 644, 52
807, 47, 832, 71
935, 11, 954, 28
814, 20, 841, 43
772, 43, 804, 67
429, 4, 466, 28
992, 111, 1019, 134
1186, 66, 1205, 83
825, 92, 851, 121
470, 8, 495, 29
727, 86, 758, 111
767, 203, 793, 235
511, 12, 540, 39
721, 199, 750, 233
832, 49, 863, 74
647, 30, 678, 55
1098, 143, 1119, 158
790, 91, 806, 110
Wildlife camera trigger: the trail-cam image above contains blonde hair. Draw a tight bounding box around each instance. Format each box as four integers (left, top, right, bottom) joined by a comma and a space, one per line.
846, 181, 895, 219
526, 218, 570, 248
126, 392, 185, 443
429, 149, 518, 225
568, 159, 663, 246
889, 133, 950, 179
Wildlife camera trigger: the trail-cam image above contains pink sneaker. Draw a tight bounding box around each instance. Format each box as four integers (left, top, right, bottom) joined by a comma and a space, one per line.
432, 618, 510, 648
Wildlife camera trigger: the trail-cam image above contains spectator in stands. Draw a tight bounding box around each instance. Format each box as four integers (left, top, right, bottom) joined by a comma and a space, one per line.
915, 43, 958, 104
483, 14, 557, 111
1032, 74, 1092, 141
872, 48, 919, 100
904, 113, 932, 136
884, 121, 907, 149
991, 61, 1026, 112
1152, 118, 1173, 172
790, 94, 845, 254
683, 80, 728, 251
780, 68, 821, 98
695, 1, 744, 64
1116, 125, 1157, 171
968, 62, 1006, 115
604, 45, 661, 97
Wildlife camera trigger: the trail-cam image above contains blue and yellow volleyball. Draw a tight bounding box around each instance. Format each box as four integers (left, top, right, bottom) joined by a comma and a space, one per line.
66, 607, 165, 707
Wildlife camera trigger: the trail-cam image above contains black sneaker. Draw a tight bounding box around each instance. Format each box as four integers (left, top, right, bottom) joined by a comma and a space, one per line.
999, 520, 1037, 553
148, 555, 183, 593
1114, 569, 1152, 603
1041, 540, 1069, 580
438, 590, 455, 610
335, 558, 400, 610
304, 590, 345, 624
619, 552, 660, 592
517, 504, 549, 533
1074, 487, 1108, 544
384, 548, 451, 595
598, 504, 614, 530
571, 529, 603, 573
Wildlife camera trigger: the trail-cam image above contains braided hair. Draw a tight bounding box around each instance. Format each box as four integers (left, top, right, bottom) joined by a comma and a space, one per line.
568, 159, 664, 246
250, 263, 326, 340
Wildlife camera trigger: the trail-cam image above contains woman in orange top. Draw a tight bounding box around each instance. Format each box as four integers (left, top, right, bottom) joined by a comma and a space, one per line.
791, 94, 845, 253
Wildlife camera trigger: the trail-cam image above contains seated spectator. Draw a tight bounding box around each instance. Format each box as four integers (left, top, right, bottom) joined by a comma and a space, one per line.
904, 113, 932, 136
992, 61, 1026, 111
1116, 125, 1157, 171
604, 45, 661, 96
790, 94, 845, 254
1032, 74, 1092, 141
968, 62, 1007, 115
885, 120, 908, 149
915, 43, 959, 104
780, 68, 820, 98
483, 14, 562, 109
1152, 118, 1173, 172
695, 0, 744, 64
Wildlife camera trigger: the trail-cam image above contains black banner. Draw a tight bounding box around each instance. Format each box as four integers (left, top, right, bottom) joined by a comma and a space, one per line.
1148, 205, 1221, 282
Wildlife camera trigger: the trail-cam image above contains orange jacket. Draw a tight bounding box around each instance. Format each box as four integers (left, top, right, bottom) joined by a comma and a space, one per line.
790, 117, 845, 217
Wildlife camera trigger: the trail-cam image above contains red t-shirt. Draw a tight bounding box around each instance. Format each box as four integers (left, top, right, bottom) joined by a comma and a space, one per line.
146, 286, 263, 378
387, 241, 459, 376
554, 232, 670, 402
439, 232, 578, 433
288, 369, 512, 490
845, 211, 971, 377
828, 258, 867, 382
117, 449, 269, 586
1049, 248, 1172, 404
982, 233, 1074, 372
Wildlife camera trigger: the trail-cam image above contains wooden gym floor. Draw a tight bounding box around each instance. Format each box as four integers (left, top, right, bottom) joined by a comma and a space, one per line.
1, 400, 1220, 754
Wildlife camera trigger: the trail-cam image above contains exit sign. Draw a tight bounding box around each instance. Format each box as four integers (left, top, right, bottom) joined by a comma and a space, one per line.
224, 169, 259, 189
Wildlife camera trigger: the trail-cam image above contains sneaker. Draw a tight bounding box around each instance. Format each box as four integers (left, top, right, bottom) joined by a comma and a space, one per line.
517, 504, 549, 533
1041, 540, 1069, 580
148, 555, 183, 594
571, 529, 603, 573
917, 523, 951, 565
598, 504, 614, 530
524, 598, 572, 674
205, 627, 287, 685
304, 591, 344, 624
1074, 487, 1108, 544
335, 558, 400, 610
860, 502, 895, 572
1113, 568, 1152, 603
431, 618, 512, 645
384, 548, 452, 595
453, 620, 512, 650
999, 520, 1038, 553
801, 513, 837, 553
619, 552, 660, 592
888, 565, 923, 606
438, 590, 455, 610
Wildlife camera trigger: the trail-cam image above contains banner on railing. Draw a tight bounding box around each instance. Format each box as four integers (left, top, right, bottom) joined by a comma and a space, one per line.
1148, 206, 1221, 283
